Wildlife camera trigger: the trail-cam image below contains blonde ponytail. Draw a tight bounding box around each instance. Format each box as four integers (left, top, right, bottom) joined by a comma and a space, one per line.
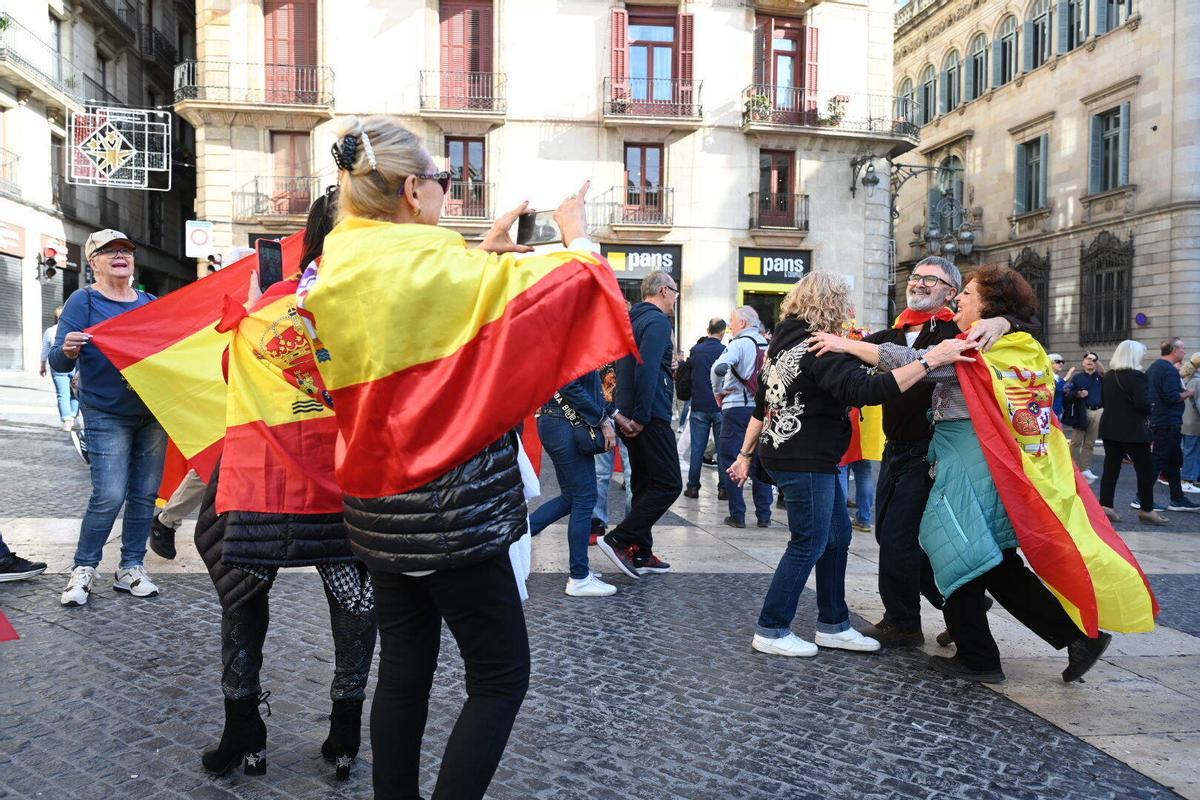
331, 116, 428, 223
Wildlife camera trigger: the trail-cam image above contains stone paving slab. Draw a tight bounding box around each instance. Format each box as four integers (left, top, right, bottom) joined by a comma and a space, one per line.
0, 574, 1184, 800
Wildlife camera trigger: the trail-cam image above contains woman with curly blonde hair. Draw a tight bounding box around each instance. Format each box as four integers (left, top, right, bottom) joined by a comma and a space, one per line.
728, 271, 974, 658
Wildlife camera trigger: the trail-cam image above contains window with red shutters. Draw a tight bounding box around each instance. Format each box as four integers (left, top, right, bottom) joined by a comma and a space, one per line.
439, 1, 494, 110
264, 0, 317, 103
752, 16, 817, 121
614, 7, 695, 116
270, 131, 312, 215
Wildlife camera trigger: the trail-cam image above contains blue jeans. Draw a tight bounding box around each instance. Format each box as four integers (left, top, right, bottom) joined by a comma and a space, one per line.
838, 460, 875, 525
718, 406, 773, 523
593, 438, 631, 526
686, 410, 722, 490
529, 414, 597, 579
52, 371, 78, 420
1183, 435, 1200, 483
74, 407, 167, 569
677, 399, 691, 430
756, 469, 852, 638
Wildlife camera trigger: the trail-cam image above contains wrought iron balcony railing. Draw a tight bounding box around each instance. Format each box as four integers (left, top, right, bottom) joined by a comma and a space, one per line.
174, 60, 334, 106
443, 181, 493, 219
0, 13, 83, 102
419, 71, 506, 113
0, 146, 18, 199
83, 74, 121, 106
604, 77, 702, 118
233, 176, 321, 222
742, 85, 920, 141
86, 0, 138, 39
140, 24, 178, 66
593, 185, 674, 227
749, 192, 810, 231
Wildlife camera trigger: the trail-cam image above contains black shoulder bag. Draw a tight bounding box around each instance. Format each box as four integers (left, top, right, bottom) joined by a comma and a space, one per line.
553, 393, 608, 456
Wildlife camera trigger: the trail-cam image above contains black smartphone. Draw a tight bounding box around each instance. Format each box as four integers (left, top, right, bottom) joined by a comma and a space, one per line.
516, 210, 562, 246
256, 238, 284, 292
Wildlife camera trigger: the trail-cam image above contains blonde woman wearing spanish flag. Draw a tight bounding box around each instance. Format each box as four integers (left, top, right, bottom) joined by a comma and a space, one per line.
811, 265, 1157, 685
301, 116, 636, 800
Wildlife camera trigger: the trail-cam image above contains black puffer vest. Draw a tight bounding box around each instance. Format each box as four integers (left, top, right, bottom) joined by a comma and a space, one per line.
343, 434, 527, 573
221, 510, 353, 568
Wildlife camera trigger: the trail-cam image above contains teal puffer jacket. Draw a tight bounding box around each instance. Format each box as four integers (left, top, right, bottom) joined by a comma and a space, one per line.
919, 419, 1018, 598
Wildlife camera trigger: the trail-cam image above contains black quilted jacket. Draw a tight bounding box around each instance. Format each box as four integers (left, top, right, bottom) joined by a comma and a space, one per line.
221, 510, 353, 568
343, 434, 527, 573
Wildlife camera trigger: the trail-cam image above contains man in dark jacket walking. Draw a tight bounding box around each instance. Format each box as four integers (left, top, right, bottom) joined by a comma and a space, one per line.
600, 271, 682, 578
1147, 337, 1200, 512
1064, 352, 1104, 481
682, 318, 726, 498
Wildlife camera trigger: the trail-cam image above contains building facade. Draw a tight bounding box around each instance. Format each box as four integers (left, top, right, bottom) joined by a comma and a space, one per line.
175, 0, 915, 346
0, 0, 198, 371
893, 0, 1199, 361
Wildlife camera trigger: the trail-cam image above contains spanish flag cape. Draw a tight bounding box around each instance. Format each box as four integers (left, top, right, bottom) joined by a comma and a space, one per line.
302, 219, 638, 498
957, 331, 1158, 636
839, 405, 885, 465
213, 279, 342, 515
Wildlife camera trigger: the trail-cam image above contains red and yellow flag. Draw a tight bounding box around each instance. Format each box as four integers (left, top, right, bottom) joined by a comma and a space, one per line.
840, 405, 884, 465
88, 234, 305, 480
215, 279, 341, 515
957, 332, 1158, 636
303, 219, 638, 498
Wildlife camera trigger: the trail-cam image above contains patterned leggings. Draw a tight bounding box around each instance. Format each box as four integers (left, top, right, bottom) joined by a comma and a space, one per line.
221, 566, 377, 701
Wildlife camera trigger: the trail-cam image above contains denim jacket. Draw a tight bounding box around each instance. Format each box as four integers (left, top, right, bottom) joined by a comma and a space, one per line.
541, 370, 614, 428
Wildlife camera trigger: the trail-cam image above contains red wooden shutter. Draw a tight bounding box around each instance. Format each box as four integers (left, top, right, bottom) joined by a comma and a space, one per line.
293, 0, 317, 65
440, 3, 467, 108
611, 8, 628, 100
676, 11, 694, 114
753, 17, 773, 88
468, 3, 493, 108
802, 25, 819, 112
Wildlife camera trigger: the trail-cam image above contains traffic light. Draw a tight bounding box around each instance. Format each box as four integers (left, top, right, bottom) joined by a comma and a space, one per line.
37, 246, 59, 280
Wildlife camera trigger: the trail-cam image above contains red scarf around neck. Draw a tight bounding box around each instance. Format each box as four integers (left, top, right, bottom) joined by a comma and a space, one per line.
893, 307, 955, 330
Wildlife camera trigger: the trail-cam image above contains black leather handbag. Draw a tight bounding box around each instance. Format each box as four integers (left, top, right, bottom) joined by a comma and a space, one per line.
553, 393, 607, 456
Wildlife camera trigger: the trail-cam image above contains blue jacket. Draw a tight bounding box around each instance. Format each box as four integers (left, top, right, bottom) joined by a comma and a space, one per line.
687, 337, 724, 413
543, 370, 613, 428
1063, 370, 1103, 429
1053, 376, 1065, 418
615, 302, 674, 424
1147, 358, 1186, 426
49, 287, 156, 417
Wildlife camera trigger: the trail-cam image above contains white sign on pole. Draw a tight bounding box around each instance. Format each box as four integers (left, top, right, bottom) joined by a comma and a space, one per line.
185, 220, 215, 258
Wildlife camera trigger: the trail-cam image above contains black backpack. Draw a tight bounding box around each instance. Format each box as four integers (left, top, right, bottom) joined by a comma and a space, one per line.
674, 358, 693, 401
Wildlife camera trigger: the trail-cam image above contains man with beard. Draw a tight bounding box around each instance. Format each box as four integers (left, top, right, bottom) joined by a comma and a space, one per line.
860, 256, 1035, 647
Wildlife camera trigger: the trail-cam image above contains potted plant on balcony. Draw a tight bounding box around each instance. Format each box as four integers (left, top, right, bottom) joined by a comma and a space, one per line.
819, 95, 847, 127
744, 90, 772, 122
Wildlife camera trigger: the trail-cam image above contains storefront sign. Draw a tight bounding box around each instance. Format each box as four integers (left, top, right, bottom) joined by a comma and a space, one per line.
0, 222, 25, 257
738, 247, 810, 284
600, 244, 682, 281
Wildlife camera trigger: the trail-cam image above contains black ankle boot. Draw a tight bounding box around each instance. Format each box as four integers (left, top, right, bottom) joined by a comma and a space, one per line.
202, 692, 271, 775
320, 698, 363, 781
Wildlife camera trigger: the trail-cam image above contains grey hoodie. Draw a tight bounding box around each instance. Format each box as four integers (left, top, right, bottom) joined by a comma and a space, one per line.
710, 327, 768, 409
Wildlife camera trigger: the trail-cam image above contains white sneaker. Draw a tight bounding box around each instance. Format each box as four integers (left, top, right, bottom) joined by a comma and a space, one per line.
814, 628, 882, 652
61, 419, 74, 432
113, 565, 159, 598
565, 572, 617, 597
60, 566, 98, 607
1157, 477, 1170, 487
1081, 470, 1099, 481
1182, 481, 1200, 494
751, 632, 817, 657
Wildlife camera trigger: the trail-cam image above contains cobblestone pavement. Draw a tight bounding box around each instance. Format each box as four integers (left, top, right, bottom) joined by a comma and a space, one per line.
0, 573, 1181, 800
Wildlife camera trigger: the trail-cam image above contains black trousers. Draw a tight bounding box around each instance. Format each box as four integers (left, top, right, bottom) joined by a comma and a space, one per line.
1099, 439, 1156, 511
1152, 423, 1185, 502
874, 440, 944, 630
944, 549, 1082, 671
370, 554, 530, 800
610, 418, 683, 551
221, 577, 377, 702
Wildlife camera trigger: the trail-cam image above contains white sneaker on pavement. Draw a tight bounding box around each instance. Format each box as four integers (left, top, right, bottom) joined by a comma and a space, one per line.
1182, 481, 1200, 494
814, 628, 882, 652
565, 572, 617, 597
1081, 470, 1099, 482
60, 566, 98, 607
113, 565, 159, 598
751, 632, 817, 658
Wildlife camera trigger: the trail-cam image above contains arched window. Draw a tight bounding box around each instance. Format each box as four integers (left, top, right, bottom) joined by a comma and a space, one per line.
996, 16, 1018, 85
967, 33, 988, 100
1011, 247, 1051, 343
919, 64, 936, 125
1079, 231, 1133, 345
1065, 0, 1088, 51
1028, 0, 1053, 70
895, 77, 915, 122
1100, 0, 1129, 32
938, 154, 965, 230
941, 50, 961, 113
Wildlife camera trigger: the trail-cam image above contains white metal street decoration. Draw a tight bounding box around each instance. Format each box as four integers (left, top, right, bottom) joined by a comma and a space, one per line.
67, 105, 172, 191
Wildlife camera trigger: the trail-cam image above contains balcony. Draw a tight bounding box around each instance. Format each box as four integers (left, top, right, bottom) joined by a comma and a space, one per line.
602, 77, 703, 131
174, 60, 334, 128
594, 185, 674, 230
419, 72, 506, 129
233, 176, 321, 224
749, 192, 809, 233
741, 86, 919, 151
82, 0, 139, 44
0, 147, 18, 200
0, 13, 83, 111
140, 25, 178, 69
443, 181, 493, 220
83, 74, 121, 106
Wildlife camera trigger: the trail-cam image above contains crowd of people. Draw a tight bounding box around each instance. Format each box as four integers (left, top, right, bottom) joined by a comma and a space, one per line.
0, 112, 1176, 798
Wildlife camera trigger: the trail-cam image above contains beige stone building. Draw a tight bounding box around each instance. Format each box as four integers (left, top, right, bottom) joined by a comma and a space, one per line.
175, 0, 918, 343
0, 0, 197, 371
892, 0, 1199, 362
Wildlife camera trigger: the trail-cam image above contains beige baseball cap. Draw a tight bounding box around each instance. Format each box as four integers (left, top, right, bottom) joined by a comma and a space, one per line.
84, 229, 135, 261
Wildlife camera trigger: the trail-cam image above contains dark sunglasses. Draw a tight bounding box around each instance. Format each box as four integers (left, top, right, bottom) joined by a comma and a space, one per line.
414, 171, 451, 193
1052, 359, 1064, 364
